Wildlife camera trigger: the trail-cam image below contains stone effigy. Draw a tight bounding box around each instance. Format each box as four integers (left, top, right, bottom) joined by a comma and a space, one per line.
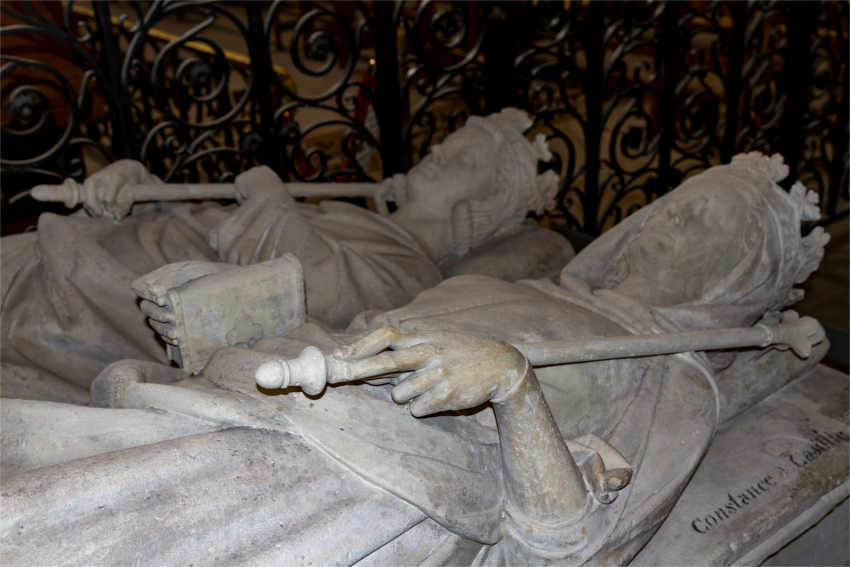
1, 108, 567, 402
0, 147, 838, 565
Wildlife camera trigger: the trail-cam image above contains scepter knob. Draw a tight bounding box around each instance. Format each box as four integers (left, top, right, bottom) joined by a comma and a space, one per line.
255, 359, 291, 390
770, 311, 823, 358
31, 178, 84, 208
255, 346, 329, 395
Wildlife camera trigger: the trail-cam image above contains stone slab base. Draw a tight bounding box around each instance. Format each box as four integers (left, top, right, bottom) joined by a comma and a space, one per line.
761, 496, 849, 567
633, 364, 849, 566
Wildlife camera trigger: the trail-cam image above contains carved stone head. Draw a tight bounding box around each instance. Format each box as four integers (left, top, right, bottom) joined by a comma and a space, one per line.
563, 153, 829, 331
403, 108, 559, 255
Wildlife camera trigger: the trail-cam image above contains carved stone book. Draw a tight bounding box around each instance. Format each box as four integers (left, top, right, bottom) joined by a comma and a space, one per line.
166, 254, 306, 373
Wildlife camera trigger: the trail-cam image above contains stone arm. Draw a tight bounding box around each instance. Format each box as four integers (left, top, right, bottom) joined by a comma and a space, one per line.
32, 161, 402, 222
131, 167, 333, 357
328, 327, 595, 550
181, 166, 334, 266
53, 159, 164, 221
252, 315, 825, 559
48, 163, 321, 367
131, 166, 432, 350
492, 369, 588, 524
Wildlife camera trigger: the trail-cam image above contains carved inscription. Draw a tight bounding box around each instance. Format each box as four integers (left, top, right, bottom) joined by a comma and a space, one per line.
691, 429, 848, 534
786, 429, 849, 469
691, 473, 777, 534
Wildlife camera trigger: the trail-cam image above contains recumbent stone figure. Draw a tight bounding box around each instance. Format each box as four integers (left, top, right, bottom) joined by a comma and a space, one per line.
0, 148, 830, 565
1, 109, 568, 402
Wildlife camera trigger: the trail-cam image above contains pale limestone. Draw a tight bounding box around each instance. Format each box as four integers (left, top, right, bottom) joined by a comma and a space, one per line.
633, 364, 849, 566
1, 108, 570, 401
0, 143, 841, 564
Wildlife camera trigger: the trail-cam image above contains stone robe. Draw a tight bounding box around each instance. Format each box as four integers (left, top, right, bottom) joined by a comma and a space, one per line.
2, 274, 720, 565
1, 198, 440, 404
1, 151, 825, 564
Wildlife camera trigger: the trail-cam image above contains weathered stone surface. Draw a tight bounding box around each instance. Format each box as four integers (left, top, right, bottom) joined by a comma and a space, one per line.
633, 364, 849, 566
0, 125, 840, 565
133, 254, 306, 373
438, 223, 575, 282
761, 498, 849, 566
1, 109, 558, 401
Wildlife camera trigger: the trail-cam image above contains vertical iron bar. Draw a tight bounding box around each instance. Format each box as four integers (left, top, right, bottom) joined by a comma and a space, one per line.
372, 1, 404, 177
657, 1, 680, 197
779, 1, 817, 189
584, 1, 604, 235
828, 51, 849, 217
92, 1, 138, 159
246, 2, 280, 172
483, 1, 517, 112
721, 1, 748, 163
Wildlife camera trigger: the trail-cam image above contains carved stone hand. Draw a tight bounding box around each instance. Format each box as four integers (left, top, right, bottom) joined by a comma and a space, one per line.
333, 326, 530, 416
131, 261, 237, 351
254, 325, 596, 529
78, 160, 161, 220
336, 326, 593, 524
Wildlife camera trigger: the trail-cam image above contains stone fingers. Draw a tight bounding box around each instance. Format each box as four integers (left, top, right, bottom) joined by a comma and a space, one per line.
346, 345, 436, 380
148, 318, 177, 340
80, 177, 106, 217
140, 300, 175, 322
140, 299, 178, 345
334, 326, 427, 360
408, 383, 454, 417
392, 366, 446, 403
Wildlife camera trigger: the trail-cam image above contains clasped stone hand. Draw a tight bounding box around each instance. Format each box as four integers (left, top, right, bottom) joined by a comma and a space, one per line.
132, 261, 237, 351
333, 326, 530, 416
79, 159, 162, 221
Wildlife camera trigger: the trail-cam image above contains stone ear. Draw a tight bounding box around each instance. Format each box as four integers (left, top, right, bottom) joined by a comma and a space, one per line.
450, 199, 473, 256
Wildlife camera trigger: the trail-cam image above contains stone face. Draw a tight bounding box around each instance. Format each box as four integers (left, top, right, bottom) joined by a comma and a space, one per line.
0, 123, 844, 565
633, 364, 849, 566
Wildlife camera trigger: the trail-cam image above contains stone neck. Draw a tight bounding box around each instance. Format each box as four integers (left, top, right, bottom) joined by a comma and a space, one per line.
390, 204, 452, 264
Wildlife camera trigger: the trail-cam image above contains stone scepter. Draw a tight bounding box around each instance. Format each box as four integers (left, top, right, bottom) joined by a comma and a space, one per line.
30, 175, 406, 215
254, 311, 823, 395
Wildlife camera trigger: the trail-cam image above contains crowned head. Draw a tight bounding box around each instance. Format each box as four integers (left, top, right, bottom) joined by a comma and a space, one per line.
565, 152, 829, 330
403, 108, 559, 255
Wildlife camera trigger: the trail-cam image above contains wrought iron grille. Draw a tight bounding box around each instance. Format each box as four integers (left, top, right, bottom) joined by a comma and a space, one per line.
2, 1, 847, 236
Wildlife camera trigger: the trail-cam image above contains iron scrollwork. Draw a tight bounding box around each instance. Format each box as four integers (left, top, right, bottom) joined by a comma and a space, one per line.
596, 1, 669, 232
796, 0, 849, 219
735, 2, 789, 156
0, 2, 116, 185
514, 0, 847, 234
120, 1, 264, 183
515, 0, 589, 231
1, 0, 847, 235
517, 1, 673, 233
265, 0, 383, 183
396, 0, 487, 165
668, 2, 729, 180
